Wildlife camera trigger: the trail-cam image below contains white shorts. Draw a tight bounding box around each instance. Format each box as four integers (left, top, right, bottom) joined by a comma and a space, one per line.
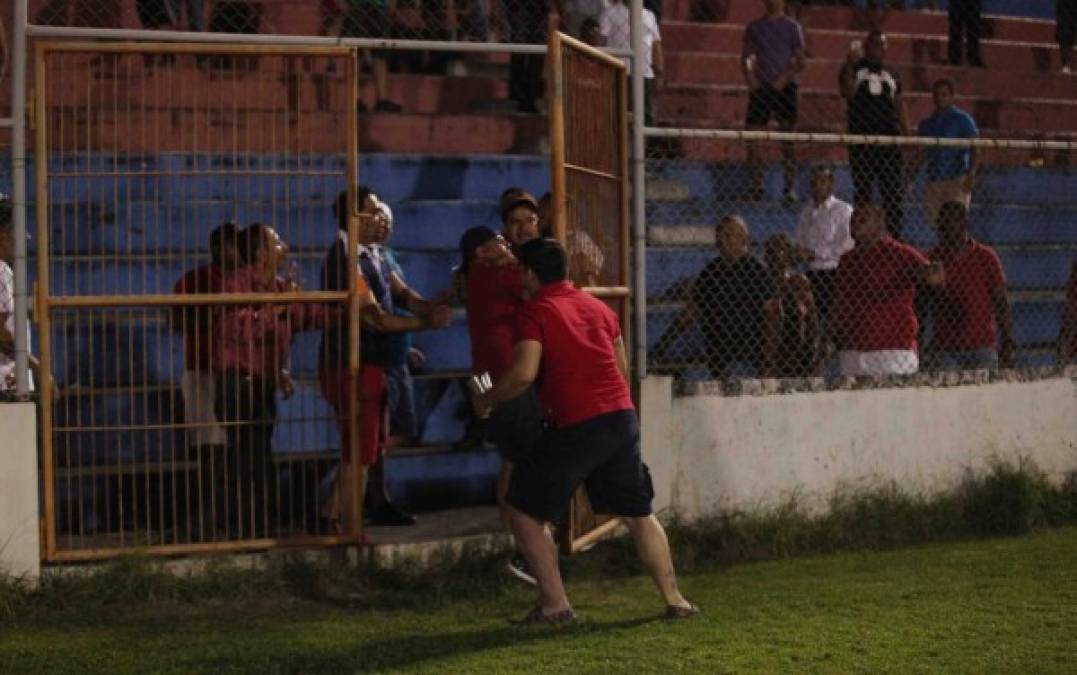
180, 370, 227, 447
839, 350, 919, 377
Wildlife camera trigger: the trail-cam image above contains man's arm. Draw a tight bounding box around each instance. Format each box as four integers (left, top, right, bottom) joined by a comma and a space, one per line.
741, 29, 759, 89
651, 299, 697, 364
838, 60, 857, 101
771, 46, 806, 90
992, 284, 1016, 368
474, 340, 542, 416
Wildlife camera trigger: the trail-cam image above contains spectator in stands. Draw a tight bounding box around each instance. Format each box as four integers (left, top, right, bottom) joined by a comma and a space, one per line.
212, 224, 329, 538
833, 202, 945, 376
0, 195, 40, 392
792, 164, 854, 328
564, 0, 607, 38
927, 201, 1014, 370
172, 222, 238, 502
652, 215, 775, 378
1057, 262, 1077, 363
371, 199, 426, 453
741, 0, 805, 203
840, 30, 909, 240
599, 0, 664, 126
917, 79, 979, 227
319, 187, 451, 530
1060, 0, 1077, 74
580, 16, 603, 47
763, 234, 823, 377
507, 1, 551, 113
537, 192, 606, 287
472, 237, 697, 624
948, 0, 984, 68
500, 189, 542, 250
458, 225, 545, 584
339, 1, 404, 111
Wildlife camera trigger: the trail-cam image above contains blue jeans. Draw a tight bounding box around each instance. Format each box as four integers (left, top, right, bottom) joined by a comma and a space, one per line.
931, 348, 999, 371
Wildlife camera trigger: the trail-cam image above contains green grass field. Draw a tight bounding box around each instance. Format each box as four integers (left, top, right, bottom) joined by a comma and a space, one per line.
2, 527, 1076, 674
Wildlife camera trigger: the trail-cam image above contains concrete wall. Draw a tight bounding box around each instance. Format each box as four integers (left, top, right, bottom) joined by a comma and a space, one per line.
0, 403, 40, 580
641, 374, 1077, 521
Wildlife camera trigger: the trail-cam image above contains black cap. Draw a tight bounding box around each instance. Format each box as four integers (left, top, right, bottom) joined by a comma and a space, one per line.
459, 225, 498, 273
499, 191, 538, 225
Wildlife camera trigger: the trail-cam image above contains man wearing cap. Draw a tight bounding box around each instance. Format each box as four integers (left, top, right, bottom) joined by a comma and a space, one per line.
499, 188, 541, 251
473, 238, 697, 623
458, 224, 545, 584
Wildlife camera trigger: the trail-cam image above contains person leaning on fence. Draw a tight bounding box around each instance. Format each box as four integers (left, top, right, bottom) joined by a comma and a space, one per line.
211, 224, 331, 539
458, 225, 546, 585
172, 222, 239, 455
916, 79, 979, 228
0, 195, 41, 393
833, 202, 945, 377
792, 164, 854, 329
471, 237, 699, 624
652, 215, 776, 378
741, 0, 805, 203
319, 187, 452, 532
925, 201, 1014, 370
763, 234, 823, 377
1057, 261, 1077, 363
840, 30, 909, 240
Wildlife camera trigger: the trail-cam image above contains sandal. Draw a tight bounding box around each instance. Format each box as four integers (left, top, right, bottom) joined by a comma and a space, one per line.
510, 606, 577, 626
664, 602, 701, 620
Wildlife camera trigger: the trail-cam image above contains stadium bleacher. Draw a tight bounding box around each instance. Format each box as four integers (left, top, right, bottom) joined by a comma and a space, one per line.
2, 0, 1075, 514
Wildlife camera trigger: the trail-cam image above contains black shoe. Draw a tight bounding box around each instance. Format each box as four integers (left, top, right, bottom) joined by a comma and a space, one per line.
506, 553, 538, 585
364, 502, 417, 526
374, 99, 403, 112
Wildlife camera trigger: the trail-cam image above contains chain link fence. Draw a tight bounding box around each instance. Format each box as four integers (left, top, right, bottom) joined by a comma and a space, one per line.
644, 132, 1077, 382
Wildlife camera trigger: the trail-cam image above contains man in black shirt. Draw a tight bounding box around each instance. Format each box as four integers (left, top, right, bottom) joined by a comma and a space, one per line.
652, 215, 776, 378
839, 30, 909, 240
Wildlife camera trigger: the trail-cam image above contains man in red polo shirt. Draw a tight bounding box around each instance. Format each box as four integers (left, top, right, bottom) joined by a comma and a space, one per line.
834, 202, 945, 376
473, 238, 697, 624
928, 201, 1014, 370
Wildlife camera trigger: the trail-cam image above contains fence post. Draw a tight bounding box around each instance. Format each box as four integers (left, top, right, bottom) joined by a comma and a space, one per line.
12, 0, 30, 397
630, 0, 647, 379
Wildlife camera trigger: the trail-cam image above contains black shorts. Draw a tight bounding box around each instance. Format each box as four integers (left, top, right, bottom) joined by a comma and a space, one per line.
486, 388, 544, 462
385, 364, 417, 438
746, 83, 798, 127
506, 409, 655, 524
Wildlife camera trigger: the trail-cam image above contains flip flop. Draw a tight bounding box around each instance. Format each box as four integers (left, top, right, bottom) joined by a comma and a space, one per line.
664, 602, 701, 620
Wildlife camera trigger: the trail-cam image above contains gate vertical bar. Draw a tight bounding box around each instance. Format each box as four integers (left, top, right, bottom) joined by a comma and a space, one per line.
630, 0, 647, 379
33, 44, 56, 559
12, 0, 30, 397
547, 31, 566, 242
345, 48, 365, 542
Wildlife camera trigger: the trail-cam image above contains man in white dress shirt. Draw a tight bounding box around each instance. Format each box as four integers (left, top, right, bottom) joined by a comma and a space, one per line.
792, 164, 854, 328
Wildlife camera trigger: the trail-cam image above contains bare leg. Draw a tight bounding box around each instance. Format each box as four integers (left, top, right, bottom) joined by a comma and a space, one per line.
624, 515, 692, 609
510, 507, 571, 614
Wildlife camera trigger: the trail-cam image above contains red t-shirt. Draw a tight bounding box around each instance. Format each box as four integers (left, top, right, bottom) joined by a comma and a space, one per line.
834, 237, 928, 352
930, 238, 1005, 350
516, 281, 634, 428
465, 260, 525, 379
172, 264, 222, 371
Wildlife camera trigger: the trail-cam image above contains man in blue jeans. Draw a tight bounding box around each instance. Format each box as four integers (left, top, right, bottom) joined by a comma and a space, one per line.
473, 238, 697, 624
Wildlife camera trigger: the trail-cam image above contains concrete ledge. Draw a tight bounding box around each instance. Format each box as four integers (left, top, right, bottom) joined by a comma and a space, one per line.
0, 403, 40, 581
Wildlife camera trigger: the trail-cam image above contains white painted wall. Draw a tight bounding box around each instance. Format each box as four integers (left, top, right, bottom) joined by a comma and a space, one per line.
641, 376, 1077, 521
0, 402, 40, 580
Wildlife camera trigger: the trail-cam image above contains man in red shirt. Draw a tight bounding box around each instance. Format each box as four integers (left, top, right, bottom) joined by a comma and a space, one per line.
459, 225, 545, 584
834, 202, 945, 376
1057, 262, 1077, 364
928, 201, 1014, 370
172, 222, 238, 453
473, 238, 697, 624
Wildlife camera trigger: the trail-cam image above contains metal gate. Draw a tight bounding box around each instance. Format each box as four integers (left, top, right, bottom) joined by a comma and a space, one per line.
547, 31, 632, 554
34, 42, 366, 561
